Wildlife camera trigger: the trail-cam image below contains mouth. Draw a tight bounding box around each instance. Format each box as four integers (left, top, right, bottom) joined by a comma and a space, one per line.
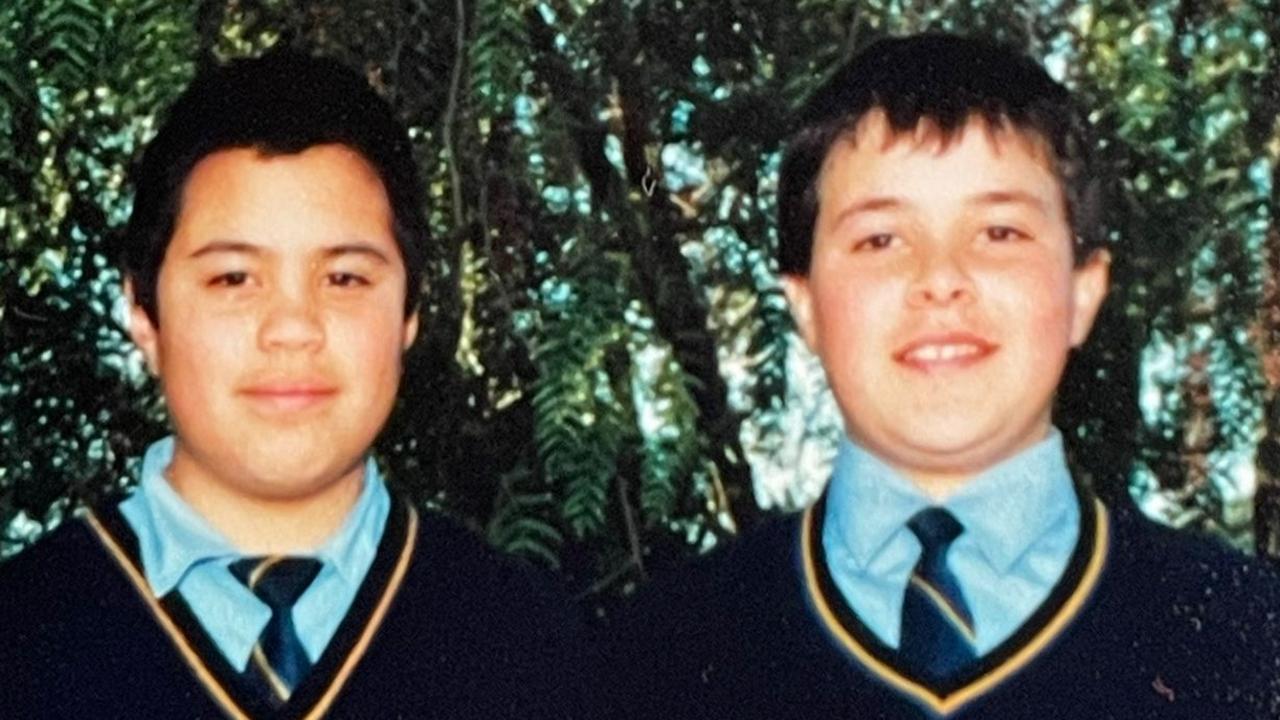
893, 333, 998, 371
240, 382, 339, 412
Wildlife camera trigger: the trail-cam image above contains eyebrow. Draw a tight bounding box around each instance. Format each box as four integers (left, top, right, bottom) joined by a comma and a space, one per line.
829, 196, 906, 227
187, 240, 261, 259
965, 190, 1049, 213
186, 240, 393, 264
829, 190, 1051, 230
321, 243, 393, 264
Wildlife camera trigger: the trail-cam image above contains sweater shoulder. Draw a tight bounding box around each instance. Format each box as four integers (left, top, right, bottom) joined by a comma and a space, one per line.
1106, 504, 1280, 602
396, 506, 589, 651
629, 512, 802, 610
1100, 504, 1280, 704
410, 508, 574, 607
0, 517, 109, 616
355, 506, 592, 719
609, 512, 806, 650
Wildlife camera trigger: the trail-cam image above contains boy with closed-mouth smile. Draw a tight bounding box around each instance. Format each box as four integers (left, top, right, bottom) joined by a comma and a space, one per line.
608, 33, 1280, 719
0, 50, 587, 719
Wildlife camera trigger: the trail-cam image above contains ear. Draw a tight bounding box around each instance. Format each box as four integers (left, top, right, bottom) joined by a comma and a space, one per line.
1069, 249, 1110, 347
124, 277, 162, 375
781, 274, 819, 352
402, 310, 420, 351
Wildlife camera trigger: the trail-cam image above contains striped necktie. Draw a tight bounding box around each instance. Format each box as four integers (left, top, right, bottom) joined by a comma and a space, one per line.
230, 556, 322, 705
899, 507, 976, 685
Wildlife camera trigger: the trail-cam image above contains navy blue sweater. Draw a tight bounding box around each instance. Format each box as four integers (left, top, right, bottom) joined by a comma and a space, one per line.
607, 494, 1280, 719
0, 497, 589, 719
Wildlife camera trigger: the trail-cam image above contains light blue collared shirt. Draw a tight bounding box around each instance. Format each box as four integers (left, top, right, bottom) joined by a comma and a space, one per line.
118, 436, 390, 670
821, 430, 1080, 654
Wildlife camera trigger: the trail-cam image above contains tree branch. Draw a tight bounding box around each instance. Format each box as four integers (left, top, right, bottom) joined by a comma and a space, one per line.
442, 0, 468, 231
616, 471, 646, 579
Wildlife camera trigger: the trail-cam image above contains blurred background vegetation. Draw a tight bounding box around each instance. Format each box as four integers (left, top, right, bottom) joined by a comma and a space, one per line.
1, 0, 1277, 607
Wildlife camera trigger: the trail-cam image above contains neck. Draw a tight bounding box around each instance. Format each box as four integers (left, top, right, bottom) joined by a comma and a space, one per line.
868, 425, 1058, 502
165, 454, 365, 554
900, 471, 973, 501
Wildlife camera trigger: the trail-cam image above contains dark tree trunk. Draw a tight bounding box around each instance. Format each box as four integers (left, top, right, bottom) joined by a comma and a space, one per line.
526, 6, 763, 533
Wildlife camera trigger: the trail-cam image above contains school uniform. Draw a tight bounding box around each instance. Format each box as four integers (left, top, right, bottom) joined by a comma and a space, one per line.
606, 432, 1280, 719
0, 438, 587, 719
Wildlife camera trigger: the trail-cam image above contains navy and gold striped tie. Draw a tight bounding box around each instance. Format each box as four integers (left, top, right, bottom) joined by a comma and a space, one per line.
230, 556, 322, 705
899, 507, 976, 685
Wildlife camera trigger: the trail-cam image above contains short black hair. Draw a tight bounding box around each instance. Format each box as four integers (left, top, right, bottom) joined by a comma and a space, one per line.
121, 49, 427, 322
777, 33, 1103, 275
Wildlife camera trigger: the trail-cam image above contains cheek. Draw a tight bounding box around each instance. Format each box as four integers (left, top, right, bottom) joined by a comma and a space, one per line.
993, 272, 1077, 380
808, 279, 890, 383
153, 334, 238, 447
811, 274, 892, 335
330, 314, 408, 384
1027, 278, 1076, 336
989, 263, 1075, 330
159, 306, 242, 370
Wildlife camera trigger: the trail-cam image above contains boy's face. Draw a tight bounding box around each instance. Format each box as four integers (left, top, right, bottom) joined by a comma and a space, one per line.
128, 144, 418, 504
784, 111, 1108, 493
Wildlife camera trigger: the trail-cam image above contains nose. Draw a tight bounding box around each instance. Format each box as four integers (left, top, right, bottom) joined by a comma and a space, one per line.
258, 284, 324, 352
906, 248, 976, 308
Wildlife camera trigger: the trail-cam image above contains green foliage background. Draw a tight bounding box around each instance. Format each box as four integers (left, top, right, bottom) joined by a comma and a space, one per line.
1, 0, 1277, 600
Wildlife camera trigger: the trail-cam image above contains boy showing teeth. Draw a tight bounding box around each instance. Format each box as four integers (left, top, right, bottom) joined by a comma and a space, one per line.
609, 33, 1280, 719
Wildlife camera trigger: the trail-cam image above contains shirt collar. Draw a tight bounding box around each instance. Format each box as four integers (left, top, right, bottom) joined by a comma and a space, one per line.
119, 435, 387, 596
120, 436, 238, 597
946, 431, 1077, 573
310, 457, 386, 585
824, 440, 930, 570
823, 429, 1076, 575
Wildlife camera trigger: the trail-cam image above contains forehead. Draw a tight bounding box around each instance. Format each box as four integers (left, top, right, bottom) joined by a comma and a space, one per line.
818, 110, 1064, 207
167, 144, 396, 259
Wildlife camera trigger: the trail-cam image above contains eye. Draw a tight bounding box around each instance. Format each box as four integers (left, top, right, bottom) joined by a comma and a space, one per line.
983, 226, 1030, 242
327, 272, 370, 288
853, 233, 899, 252
209, 271, 249, 287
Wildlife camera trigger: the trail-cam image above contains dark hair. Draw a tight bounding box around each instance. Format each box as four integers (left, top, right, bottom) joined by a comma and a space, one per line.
777, 33, 1104, 275
121, 49, 427, 322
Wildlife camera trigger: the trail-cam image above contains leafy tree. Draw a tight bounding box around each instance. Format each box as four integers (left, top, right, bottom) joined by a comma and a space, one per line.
1, 0, 1277, 605
0, 0, 193, 555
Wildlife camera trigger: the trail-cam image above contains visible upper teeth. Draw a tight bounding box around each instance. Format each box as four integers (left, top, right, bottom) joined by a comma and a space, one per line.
908, 344, 980, 361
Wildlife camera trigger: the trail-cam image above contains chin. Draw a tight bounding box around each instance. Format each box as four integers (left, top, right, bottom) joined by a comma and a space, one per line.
880, 427, 1006, 468
908, 424, 1047, 468
238, 462, 358, 501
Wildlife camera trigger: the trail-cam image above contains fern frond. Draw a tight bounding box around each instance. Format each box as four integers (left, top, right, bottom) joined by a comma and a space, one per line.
486, 461, 563, 567
532, 240, 633, 540
468, 0, 532, 118
630, 343, 703, 523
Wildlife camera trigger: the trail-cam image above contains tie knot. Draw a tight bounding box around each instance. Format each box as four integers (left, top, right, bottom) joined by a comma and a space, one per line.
907, 507, 963, 557
230, 556, 322, 611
